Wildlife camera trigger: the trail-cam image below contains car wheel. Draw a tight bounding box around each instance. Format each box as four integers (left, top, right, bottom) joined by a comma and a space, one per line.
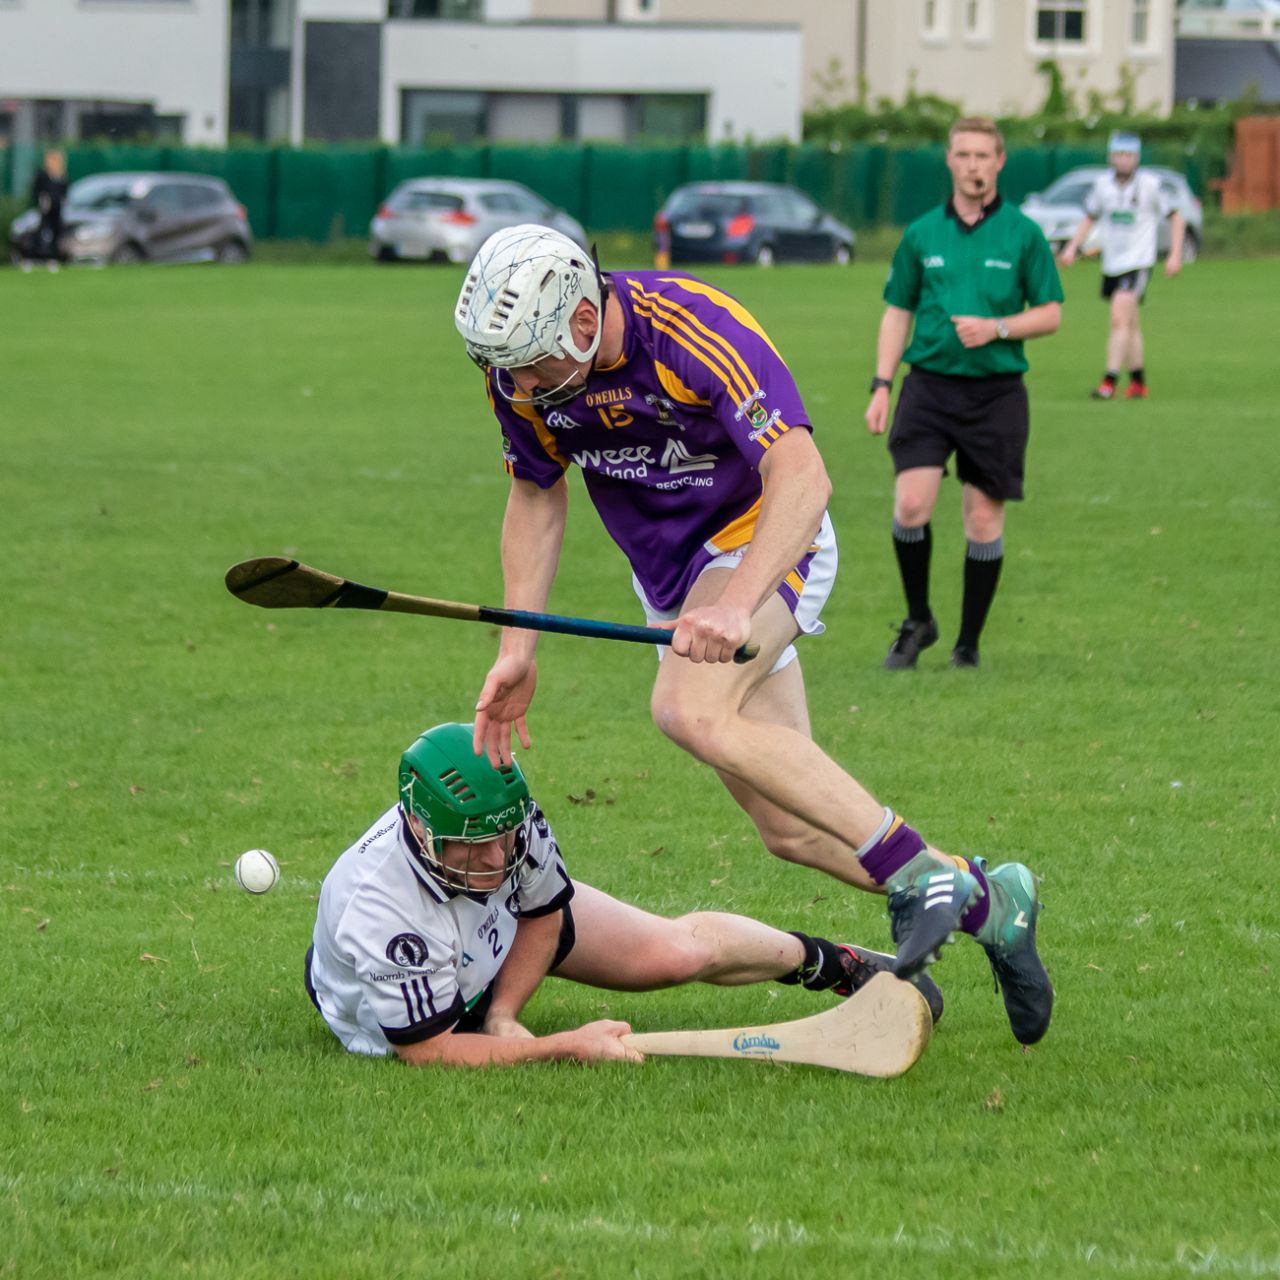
755, 243, 776, 268
1181, 229, 1199, 264
110, 243, 145, 266
375, 244, 399, 263
833, 243, 852, 266
217, 239, 250, 265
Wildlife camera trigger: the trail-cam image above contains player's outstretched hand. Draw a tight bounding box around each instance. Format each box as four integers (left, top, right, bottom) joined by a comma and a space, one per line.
474, 655, 537, 766
1058, 245, 1078, 268
569, 1020, 644, 1064
1164, 254, 1182, 279
865, 387, 891, 436
667, 602, 752, 664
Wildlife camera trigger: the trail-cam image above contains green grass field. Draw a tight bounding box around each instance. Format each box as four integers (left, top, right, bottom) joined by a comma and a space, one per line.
3, 256, 1277, 1279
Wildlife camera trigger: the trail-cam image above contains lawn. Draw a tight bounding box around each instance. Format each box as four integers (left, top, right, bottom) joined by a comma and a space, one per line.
2, 255, 1277, 1279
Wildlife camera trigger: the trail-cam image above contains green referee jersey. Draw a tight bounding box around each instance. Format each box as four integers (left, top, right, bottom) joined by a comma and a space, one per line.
884, 195, 1064, 377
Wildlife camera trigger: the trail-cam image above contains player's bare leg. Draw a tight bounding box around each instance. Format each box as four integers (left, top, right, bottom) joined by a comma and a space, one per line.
551, 883, 943, 1021
713, 658, 879, 890
650, 570, 1051, 1042
1125, 313, 1147, 397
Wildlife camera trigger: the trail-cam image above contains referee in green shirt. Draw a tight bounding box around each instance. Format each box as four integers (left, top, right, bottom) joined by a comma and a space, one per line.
865, 117, 1063, 670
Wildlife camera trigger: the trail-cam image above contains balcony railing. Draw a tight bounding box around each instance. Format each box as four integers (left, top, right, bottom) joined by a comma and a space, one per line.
1177, 8, 1280, 39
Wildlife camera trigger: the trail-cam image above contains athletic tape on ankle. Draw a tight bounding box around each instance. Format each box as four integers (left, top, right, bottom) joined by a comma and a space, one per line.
853, 807, 895, 860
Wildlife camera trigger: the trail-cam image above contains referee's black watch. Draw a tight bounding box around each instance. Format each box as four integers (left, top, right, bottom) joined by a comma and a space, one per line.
869, 376, 893, 394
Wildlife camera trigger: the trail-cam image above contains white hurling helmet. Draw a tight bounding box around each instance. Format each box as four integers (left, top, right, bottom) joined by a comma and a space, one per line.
455, 224, 603, 374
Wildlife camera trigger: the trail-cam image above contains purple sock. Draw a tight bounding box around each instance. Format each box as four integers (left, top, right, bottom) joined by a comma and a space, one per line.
960, 859, 991, 935
858, 817, 926, 886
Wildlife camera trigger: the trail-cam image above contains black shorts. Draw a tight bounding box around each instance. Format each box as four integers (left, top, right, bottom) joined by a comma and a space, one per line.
888, 367, 1030, 502
1101, 268, 1151, 302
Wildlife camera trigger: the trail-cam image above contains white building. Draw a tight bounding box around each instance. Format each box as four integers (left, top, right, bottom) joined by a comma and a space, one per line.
5, 0, 1256, 176
0, 0, 227, 148
0, 0, 803, 158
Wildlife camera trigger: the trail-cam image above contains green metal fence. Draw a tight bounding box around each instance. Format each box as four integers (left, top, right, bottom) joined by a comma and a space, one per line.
13, 140, 1216, 241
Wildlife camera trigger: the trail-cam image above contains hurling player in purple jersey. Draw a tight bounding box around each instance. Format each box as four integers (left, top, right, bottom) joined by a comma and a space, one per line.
453, 226, 1053, 1046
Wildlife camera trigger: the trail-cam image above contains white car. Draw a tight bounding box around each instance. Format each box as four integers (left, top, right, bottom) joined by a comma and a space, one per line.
369, 178, 587, 264
1021, 166, 1203, 261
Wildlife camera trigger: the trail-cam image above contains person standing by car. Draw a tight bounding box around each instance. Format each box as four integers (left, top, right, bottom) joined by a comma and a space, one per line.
30, 148, 68, 269
864, 116, 1063, 672
1058, 132, 1185, 401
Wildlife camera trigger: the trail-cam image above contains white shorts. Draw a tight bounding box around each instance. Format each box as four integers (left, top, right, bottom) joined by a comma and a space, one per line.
631, 510, 838, 675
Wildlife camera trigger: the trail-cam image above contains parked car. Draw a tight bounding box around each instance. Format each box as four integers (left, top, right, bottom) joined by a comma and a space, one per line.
1021, 166, 1202, 260
369, 178, 586, 264
654, 181, 855, 267
8, 171, 252, 266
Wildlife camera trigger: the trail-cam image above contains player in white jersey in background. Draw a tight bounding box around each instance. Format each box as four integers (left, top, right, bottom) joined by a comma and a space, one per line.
1059, 131, 1186, 401
306, 723, 942, 1067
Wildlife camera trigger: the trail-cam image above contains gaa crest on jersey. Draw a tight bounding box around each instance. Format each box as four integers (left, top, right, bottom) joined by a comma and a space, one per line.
386, 933, 429, 968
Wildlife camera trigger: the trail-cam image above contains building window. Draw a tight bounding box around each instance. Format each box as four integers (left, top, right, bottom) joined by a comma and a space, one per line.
1035, 0, 1086, 41
962, 0, 991, 39
923, 0, 950, 40
387, 0, 482, 18
401, 90, 486, 145
232, 0, 293, 49
631, 94, 705, 141
1131, 0, 1152, 48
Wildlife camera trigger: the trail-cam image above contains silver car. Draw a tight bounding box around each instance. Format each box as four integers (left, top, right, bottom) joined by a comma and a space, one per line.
369, 178, 587, 264
1021, 166, 1203, 261
9, 171, 252, 266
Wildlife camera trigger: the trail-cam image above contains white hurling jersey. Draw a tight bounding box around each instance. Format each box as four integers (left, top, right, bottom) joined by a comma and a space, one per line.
309, 803, 573, 1056
1084, 169, 1172, 277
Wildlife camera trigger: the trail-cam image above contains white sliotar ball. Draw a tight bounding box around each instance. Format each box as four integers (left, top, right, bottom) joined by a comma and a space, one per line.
234, 848, 280, 894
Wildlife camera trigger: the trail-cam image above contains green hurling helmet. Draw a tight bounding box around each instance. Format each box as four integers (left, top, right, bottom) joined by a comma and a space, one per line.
398, 724, 532, 894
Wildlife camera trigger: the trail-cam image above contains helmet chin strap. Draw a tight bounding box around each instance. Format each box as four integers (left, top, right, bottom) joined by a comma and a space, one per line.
496, 292, 609, 408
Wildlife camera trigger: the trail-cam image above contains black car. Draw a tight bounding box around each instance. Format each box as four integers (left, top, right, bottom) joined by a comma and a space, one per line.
654, 181, 855, 267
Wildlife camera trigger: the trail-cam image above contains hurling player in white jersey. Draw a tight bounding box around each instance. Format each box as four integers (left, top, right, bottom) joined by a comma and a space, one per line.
306, 723, 942, 1067
1059, 131, 1185, 401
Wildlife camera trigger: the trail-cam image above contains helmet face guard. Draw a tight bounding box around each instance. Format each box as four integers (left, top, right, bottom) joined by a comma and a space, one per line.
488, 353, 597, 410
398, 724, 532, 898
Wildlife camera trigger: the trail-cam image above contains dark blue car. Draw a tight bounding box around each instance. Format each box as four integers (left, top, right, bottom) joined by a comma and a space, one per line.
654, 181, 855, 267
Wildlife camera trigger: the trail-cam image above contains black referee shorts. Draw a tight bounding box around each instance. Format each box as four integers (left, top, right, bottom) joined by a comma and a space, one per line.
888, 367, 1030, 502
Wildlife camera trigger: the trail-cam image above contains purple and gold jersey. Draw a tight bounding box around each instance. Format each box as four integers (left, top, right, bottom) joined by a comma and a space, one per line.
485, 271, 813, 611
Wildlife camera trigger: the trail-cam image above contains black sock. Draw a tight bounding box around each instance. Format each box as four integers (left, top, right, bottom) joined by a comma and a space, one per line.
957, 537, 1004, 650
892, 520, 932, 623
776, 932, 847, 990
1129, 367, 1145, 386
1102, 371, 1118, 385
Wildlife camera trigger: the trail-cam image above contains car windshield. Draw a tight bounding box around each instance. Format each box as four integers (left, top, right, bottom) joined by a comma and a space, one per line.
666, 191, 748, 219
66, 177, 140, 212
1041, 180, 1096, 206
